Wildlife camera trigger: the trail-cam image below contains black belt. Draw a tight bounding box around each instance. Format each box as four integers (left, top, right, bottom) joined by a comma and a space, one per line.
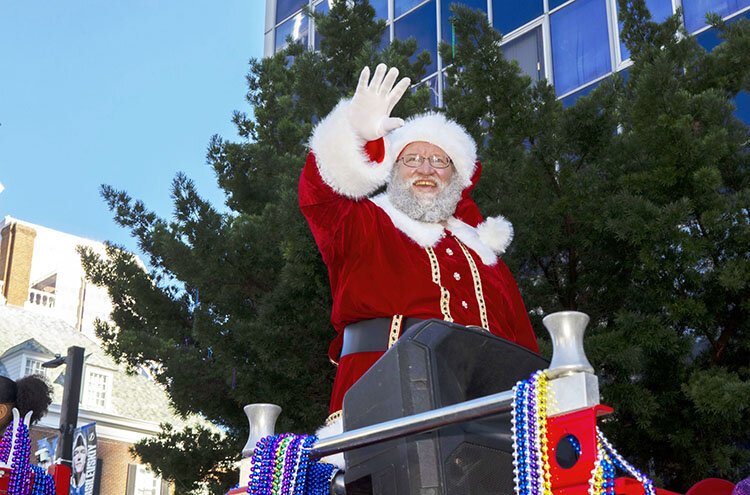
341, 317, 425, 357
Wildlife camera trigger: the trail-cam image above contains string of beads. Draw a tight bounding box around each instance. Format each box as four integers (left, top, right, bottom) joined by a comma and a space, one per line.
0, 415, 55, 495
590, 428, 656, 495
511, 370, 553, 495
247, 433, 335, 495
511, 370, 655, 495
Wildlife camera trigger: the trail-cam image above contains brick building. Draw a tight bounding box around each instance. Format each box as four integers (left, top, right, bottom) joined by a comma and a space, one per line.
0, 217, 186, 495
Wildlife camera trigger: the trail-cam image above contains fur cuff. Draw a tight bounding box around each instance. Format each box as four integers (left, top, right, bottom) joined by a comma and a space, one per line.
315, 416, 345, 469
309, 100, 393, 199
477, 216, 514, 255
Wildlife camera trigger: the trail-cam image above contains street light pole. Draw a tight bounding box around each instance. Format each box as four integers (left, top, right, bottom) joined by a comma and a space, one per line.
44, 346, 85, 467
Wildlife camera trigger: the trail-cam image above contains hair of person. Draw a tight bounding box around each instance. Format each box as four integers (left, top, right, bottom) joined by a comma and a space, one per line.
0, 375, 18, 403
14, 375, 53, 425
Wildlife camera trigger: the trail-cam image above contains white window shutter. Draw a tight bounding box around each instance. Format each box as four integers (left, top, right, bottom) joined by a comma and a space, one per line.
125, 464, 137, 495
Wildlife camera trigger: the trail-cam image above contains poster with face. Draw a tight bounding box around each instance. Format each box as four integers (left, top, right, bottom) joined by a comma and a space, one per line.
70, 422, 97, 495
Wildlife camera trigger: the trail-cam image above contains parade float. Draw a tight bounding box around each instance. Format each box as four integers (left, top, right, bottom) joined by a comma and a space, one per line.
0, 313, 740, 495
230, 311, 739, 495
0, 409, 69, 495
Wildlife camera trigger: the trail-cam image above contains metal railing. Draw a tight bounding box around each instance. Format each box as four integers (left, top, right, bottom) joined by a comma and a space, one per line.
238, 311, 599, 492
28, 288, 56, 308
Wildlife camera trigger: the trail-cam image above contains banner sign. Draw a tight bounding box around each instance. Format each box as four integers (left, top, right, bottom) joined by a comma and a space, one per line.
70, 422, 97, 495
35, 434, 60, 469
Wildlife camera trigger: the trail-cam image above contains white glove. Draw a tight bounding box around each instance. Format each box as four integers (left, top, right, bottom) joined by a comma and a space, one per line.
348, 64, 411, 141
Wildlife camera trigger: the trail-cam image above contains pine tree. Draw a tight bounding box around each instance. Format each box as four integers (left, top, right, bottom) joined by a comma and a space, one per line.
82, 0, 749, 491
441, 2, 749, 490
79, 2, 432, 493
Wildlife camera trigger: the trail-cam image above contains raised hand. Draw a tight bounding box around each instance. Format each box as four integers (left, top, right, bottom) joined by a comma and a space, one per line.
348, 64, 411, 141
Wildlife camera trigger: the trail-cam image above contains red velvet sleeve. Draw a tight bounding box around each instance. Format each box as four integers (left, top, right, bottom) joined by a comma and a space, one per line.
298, 153, 354, 263
298, 138, 386, 264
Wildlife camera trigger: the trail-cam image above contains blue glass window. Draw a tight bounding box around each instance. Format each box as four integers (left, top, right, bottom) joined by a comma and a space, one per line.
442, 0, 488, 44
313, 0, 387, 20
735, 91, 750, 123
396, 0, 430, 18
502, 26, 545, 81
696, 10, 750, 50
371, 0, 389, 20
696, 25, 722, 50
618, 0, 673, 61
315, 1, 388, 50
413, 74, 441, 107
492, 0, 543, 35
314, 1, 328, 51
395, 1, 438, 75
275, 12, 309, 53
381, 29, 391, 50
276, 0, 307, 24
550, 0, 612, 95
315, 0, 330, 15
560, 79, 602, 107
683, 0, 750, 32
549, 0, 572, 10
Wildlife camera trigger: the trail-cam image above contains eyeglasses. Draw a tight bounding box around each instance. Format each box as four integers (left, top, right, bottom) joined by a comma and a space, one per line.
397, 153, 453, 169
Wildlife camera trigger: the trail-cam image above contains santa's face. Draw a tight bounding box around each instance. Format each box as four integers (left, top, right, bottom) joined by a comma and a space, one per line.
395, 141, 455, 200
388, 141, 463, 223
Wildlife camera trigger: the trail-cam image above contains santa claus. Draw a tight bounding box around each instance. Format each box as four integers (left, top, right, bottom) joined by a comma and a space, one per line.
299, 64, 539, 432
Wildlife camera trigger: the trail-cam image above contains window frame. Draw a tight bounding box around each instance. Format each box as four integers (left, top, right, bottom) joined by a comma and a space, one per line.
499, 16, 547, 82
126, 464, 169, 495
82, 366, 113, 412
21, 355, 47, 379
548, 0, 615, 98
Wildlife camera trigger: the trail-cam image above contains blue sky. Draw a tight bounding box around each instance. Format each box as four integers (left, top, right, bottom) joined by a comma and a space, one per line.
0, 1, 266, 253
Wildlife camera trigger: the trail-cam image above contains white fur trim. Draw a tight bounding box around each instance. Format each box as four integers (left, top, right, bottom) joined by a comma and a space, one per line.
309, 99, 393, 199
387, 113, 477, 188
370, 193, 445, 247
315, 417, 345, 469
477, 216, 514, 255
370, 193, 499, 266
446, 217, 499, 266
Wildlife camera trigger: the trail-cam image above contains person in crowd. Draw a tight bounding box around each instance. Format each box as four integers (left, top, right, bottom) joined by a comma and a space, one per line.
0, 374, 53, 433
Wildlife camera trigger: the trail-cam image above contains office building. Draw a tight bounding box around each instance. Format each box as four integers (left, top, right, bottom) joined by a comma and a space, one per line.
263, 0, 750, 115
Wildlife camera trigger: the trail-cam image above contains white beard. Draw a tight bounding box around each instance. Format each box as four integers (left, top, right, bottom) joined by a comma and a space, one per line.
386, 171, 463, 223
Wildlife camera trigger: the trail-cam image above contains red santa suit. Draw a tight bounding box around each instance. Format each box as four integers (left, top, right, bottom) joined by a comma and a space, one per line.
299, 100, 539, 415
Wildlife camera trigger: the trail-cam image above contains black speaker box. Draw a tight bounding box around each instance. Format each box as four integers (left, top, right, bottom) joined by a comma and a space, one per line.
342, 319, 548, 495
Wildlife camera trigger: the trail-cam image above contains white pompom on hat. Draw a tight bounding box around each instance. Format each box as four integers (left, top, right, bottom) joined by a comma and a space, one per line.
386, 112, 477, 188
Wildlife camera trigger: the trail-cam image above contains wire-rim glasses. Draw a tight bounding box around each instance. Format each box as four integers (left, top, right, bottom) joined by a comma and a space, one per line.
397, 153, 453, 169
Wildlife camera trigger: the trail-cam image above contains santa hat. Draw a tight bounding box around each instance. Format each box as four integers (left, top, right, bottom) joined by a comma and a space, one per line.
386, 112, 477, 188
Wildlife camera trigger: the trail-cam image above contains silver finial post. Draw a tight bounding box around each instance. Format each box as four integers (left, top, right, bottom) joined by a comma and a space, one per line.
239, 403, 282, 485
543, 311, 599, 415
543, 311, 594, 378
241, 403, 282, 458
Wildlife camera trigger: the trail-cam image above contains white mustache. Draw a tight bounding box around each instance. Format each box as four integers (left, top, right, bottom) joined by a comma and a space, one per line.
410, 177, 440, 188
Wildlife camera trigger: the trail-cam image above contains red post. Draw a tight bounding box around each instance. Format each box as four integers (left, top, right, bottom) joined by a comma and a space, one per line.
0, 467, 9, 494
49, 463, 71, 495
546, 405, 684, 495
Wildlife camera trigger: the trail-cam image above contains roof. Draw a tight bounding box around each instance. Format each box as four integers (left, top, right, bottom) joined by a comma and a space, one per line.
0, 338, 54, 359
0, 304, 184, 427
